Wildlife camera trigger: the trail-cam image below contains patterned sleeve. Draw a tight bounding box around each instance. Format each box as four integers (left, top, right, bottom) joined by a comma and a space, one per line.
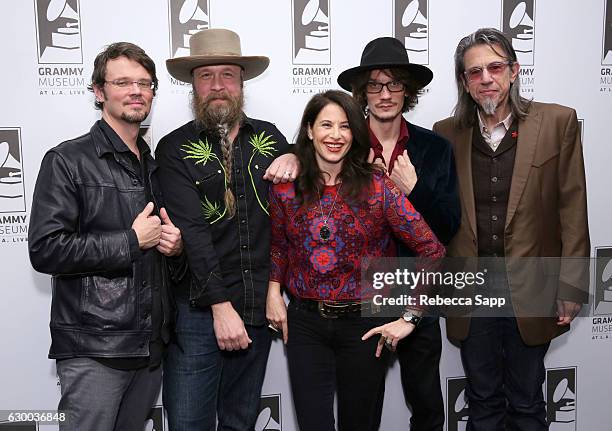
382, 175, 446, 308
382, 176, 445, 260
269, 184, 289, 284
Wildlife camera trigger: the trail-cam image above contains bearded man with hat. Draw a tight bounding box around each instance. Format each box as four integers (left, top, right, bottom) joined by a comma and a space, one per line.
338, 37, 460, 430
156, 28, 296, 430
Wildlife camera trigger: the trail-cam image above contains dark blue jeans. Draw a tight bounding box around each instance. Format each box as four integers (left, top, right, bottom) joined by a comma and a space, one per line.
163, 299, 272, 431
460, 317, 549, 431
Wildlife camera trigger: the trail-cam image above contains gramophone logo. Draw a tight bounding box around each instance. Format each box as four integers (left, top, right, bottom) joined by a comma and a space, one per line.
394, 0, 429, 65
446, 377, 469, 431
168, 0, 210, 59
292, 0, 330, 64
255, 394, 282, 431
603, 0, 612, 65
144, 406, 165, 431
593, 247, 612, 316
546, 367, 577, 429
0, 128, 25, 214
502, 0, 535, 66
34, 0, 82, 64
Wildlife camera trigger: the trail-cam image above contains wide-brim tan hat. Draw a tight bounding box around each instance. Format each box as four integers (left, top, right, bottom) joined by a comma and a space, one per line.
166, 28, 270, 83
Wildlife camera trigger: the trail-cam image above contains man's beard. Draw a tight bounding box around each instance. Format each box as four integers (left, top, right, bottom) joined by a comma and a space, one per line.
480, 97, 498, 116
192, 90, 244, 132
121, 109, 148, 124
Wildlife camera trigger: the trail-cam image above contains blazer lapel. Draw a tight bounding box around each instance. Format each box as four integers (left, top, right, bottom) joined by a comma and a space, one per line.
505, 109, 542, 229
454, 127, 477, 238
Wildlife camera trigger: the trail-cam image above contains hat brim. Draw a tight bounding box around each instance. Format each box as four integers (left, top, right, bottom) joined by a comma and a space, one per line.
166, 55, 270, 83
337, 63, 433, 92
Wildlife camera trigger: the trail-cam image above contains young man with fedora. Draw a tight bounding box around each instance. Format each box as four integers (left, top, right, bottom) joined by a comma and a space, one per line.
155, 28, 296, 430
338, 37, 461, 430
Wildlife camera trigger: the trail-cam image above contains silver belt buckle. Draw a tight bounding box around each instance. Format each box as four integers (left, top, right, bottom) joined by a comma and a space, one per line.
318, 301, 342, 319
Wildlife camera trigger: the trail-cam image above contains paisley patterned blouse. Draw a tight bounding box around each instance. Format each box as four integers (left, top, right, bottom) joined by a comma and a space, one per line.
269, 173, 445, 301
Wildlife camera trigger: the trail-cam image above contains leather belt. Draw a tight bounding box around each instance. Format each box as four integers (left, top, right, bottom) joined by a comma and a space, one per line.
290, 296, 379, 319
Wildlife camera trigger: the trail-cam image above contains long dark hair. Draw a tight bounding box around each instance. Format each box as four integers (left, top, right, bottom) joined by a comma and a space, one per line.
294, 90, 374, 205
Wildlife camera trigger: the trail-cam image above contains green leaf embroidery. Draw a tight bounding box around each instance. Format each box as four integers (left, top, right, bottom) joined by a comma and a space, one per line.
248, 132, 278, 215
201, 195, 226, 224
181, 138, 220, 165
182, 138, 229, 222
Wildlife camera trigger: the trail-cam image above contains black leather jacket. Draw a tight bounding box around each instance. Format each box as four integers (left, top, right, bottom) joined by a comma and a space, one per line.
29, 121, 173, 359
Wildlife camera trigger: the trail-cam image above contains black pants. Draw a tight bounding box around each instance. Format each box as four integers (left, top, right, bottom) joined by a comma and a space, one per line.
373, 317, 444, 430
460, 317, 549, 431
286, 300, 392, 431
396, 317, 445, 430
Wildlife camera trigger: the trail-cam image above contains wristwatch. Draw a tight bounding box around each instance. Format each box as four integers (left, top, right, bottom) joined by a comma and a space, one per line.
402, 310, 422, 326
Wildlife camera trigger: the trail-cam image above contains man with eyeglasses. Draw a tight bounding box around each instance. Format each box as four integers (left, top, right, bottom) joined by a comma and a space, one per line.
433, 28, 589, 430
338, 37, 460, 430
29, 42, 183, 431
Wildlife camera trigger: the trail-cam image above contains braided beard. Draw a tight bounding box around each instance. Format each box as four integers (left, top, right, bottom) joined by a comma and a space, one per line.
192, 91, 244, 219
192, 90, 244, 133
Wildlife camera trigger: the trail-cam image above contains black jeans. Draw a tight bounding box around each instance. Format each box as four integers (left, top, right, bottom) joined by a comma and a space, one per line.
395, 317, 445, 431
460, 317, 549, 431
286, 300, 392, 431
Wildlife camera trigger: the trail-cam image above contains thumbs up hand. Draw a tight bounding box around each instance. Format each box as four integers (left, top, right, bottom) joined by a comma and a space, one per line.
132, 202, 161, 250
156, 207, 183, 256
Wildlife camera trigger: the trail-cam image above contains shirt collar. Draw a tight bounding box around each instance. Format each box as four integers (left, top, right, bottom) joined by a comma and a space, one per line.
477, 110, 513, 135
98, 118, 150, 158
368, 116, 409, 168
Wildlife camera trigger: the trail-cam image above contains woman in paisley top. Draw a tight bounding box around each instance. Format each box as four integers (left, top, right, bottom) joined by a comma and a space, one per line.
266, 90, 444, 431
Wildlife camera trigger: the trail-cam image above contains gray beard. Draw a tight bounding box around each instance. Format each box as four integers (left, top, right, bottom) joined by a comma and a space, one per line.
192, 91, 244, 134
481, 98, 497, 116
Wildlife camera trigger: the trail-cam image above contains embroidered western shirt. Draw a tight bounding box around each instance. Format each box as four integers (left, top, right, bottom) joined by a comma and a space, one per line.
156, 116, 291, 325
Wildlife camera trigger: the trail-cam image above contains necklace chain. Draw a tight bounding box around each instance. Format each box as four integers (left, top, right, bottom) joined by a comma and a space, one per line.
317, 183, 342, 242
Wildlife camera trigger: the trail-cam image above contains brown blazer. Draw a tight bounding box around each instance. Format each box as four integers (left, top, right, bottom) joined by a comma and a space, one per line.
433, 102, 590, 346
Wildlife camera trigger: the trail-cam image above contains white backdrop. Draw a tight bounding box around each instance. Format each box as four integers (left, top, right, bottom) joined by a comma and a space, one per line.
1, 1, 611, 430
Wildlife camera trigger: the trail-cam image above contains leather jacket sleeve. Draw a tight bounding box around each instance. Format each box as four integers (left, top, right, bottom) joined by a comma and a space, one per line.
28, 150, 137, 275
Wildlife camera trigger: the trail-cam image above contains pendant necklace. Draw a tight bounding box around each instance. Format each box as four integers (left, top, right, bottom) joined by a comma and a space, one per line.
317, 182, 342, 242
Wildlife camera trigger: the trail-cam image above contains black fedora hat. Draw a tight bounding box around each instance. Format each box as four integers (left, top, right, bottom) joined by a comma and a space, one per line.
337, 37, 433, 91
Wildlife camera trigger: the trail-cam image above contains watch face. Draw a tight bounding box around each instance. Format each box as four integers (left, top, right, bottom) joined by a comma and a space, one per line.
403, 312, 420, 324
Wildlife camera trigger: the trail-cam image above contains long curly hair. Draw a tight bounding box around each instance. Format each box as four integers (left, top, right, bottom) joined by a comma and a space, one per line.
294, 90, 375, 205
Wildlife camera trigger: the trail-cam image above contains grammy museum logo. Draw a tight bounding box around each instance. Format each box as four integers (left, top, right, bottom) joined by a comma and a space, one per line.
394, 0, 429, 65
167, 0, 210, 93
291, 0, 333, 94
601, 0, 612, 92
256, 394, 282, 431
501, 0, 536, 95
592, 247, 612, 341
0, 128, 28, 245
34, 0, 86, 96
